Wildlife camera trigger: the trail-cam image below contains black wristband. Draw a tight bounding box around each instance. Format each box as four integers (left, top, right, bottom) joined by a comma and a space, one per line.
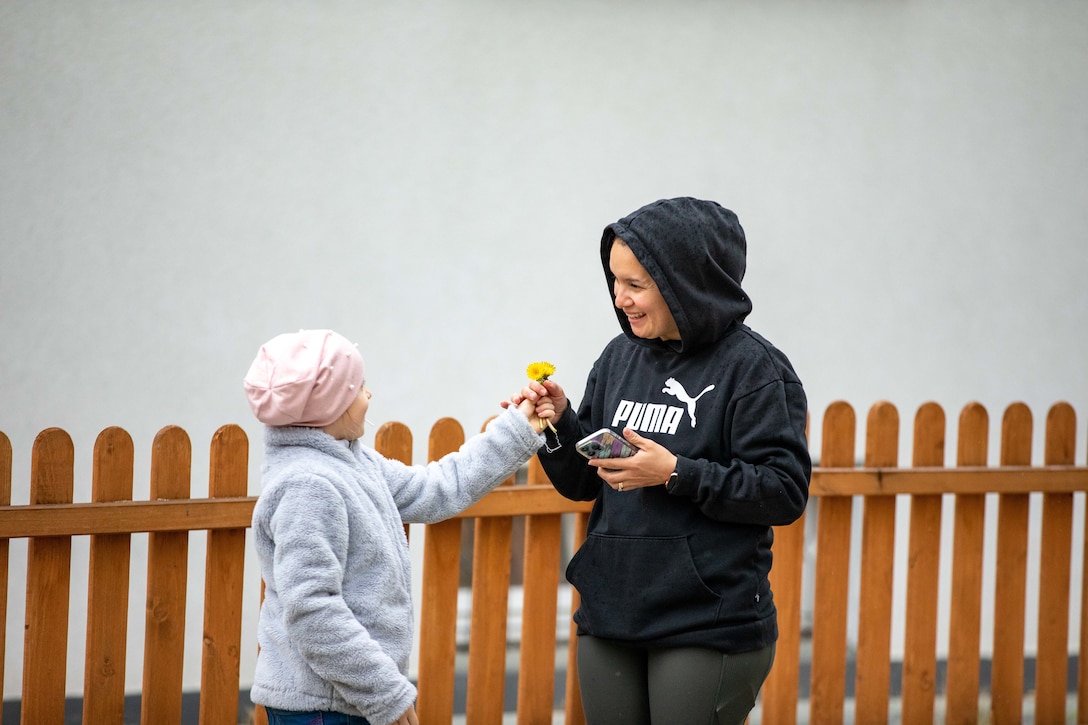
665, 470, 679, 491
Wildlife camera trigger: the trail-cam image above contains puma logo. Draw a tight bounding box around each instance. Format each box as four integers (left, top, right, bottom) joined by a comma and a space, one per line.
662, 378, 715, 428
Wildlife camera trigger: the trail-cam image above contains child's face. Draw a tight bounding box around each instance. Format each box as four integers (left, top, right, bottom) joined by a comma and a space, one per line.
326, 386, 372, 440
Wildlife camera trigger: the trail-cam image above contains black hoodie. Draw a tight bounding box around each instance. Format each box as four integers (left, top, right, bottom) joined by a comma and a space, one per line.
539, 197, 811, 653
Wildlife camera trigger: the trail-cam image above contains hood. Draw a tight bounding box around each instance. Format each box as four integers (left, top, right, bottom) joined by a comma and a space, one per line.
601, 197, 752, 353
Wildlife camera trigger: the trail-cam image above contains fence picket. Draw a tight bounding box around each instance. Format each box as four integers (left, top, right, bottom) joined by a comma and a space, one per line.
564, 509, 589, 725
517, 458, 563, 725
467, 513, 513, 723
467, 409, 517, 722
1035, 403, 1076, 723
762, 502, 806, 722
945, 403, 988, 724
199, 425, 249, 725
375, 421, 413, 541
467, 412, 516, 725
0, 431, 9, 725
83, 427, 135, 723
991, 403, 1033, 724
855, 402, 900, 723
23, 428, 75, 724
416, 418, 466, 724
809, 401, 856, 724
1081, 407, 1088, 725
142, 426, 193, 725
901, 403, 946, 725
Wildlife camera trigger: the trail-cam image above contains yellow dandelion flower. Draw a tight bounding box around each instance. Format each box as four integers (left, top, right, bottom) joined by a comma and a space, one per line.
526, 361, 556, 382
524, 361, 558, 434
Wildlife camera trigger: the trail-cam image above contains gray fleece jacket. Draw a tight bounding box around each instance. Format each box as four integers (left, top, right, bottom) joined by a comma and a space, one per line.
250, 406, 543, 725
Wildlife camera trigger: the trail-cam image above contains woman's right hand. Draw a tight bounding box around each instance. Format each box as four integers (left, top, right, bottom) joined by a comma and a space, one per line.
529, 379, 568, 421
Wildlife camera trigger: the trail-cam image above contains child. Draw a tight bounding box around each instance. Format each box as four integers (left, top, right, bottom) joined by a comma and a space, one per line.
244, 329, 549, 725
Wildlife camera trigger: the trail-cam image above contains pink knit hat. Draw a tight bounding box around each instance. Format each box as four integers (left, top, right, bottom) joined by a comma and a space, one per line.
244, 329, 365, 427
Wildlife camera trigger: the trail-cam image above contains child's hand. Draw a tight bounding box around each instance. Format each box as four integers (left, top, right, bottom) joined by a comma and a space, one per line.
516, 396, 544, 429
503, 383, 555, 432
506, 380, 569, 420
392, 705, 419, 725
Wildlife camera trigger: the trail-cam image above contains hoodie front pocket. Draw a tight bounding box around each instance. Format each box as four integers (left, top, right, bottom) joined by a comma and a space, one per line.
567, 532, 722, 641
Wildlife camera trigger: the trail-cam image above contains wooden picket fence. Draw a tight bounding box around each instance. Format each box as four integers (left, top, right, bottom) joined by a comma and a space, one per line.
0, 400, 1085, 724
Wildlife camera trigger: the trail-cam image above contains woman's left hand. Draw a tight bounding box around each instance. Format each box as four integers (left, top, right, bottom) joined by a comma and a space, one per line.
589, 428, 677, 492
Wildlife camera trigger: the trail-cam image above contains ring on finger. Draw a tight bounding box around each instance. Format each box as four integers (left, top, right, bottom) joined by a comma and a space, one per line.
618, 482, 624, 491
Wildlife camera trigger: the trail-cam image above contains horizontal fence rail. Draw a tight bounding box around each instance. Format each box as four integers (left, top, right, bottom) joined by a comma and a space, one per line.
0, 401, 1086, 724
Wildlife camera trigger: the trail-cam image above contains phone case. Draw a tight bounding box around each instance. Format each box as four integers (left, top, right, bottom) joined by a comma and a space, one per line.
576, 428, 637, 459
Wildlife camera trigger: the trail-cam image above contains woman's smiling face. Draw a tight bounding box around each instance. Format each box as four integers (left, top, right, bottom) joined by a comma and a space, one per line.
609, 239, 680, 342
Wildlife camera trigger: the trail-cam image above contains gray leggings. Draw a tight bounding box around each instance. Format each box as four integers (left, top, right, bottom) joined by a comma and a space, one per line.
575, 635, 775, 725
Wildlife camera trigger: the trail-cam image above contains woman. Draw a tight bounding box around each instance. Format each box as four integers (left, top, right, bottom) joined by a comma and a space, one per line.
520, 198, 811, 725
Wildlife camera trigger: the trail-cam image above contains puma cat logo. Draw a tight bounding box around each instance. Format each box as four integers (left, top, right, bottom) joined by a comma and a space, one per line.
661, 378, 716, 428
610, 377, 717, 434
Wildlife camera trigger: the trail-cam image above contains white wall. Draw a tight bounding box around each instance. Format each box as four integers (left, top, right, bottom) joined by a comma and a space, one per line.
1, 0, 1086, 698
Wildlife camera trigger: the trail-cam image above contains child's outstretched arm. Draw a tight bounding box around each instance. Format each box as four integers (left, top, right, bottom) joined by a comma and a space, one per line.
381, 403, 545, 523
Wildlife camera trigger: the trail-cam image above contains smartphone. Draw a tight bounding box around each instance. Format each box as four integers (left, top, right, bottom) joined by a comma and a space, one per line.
576, 427, 638, 460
